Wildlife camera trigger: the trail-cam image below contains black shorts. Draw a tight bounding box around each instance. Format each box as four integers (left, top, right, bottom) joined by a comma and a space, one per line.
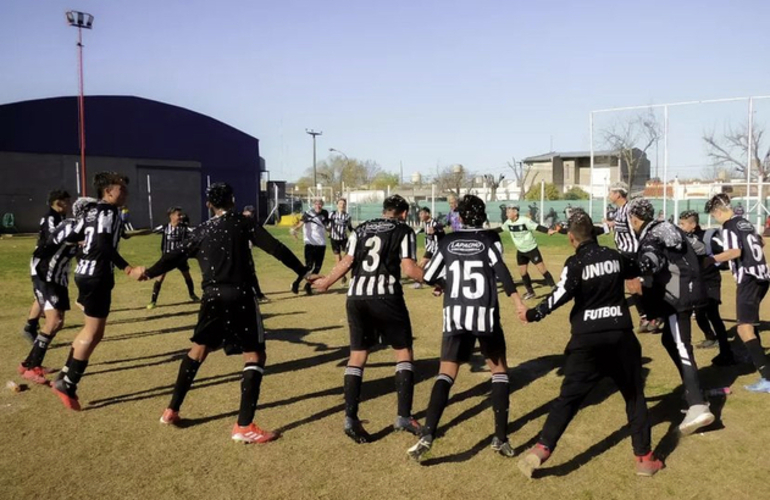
516, 248, 543, 266
176, 259, 190, 272
441, 329, 507, 364
347, 297, 413, 351
75, 276, 114, 319
736, 277, 769, 325
193, 286, 265, 354
331, 239, 347, 255
32, 276, 70, 312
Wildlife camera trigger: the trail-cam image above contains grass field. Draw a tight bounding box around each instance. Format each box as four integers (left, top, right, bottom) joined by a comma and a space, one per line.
1, 228, 769, 500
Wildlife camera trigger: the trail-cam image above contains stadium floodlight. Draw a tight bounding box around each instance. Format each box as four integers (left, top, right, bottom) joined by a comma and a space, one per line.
66, 10, 94, 196
306, 129, 323, 190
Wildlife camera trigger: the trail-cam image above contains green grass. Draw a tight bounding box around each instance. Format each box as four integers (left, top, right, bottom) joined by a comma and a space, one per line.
0, 228, 768, 500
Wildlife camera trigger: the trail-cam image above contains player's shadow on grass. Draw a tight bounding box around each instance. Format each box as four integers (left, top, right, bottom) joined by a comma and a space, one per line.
111, 301, 193, 313
48, 324, 196, 349
84, 349, 189, 377
109, 309, 199, 325
267, 325, 342, 351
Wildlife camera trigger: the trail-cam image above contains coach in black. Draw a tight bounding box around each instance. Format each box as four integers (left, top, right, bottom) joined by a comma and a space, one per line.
312, 194, 424, 444
628, 198, 714, 434
143, 183, 310, 443
517, 211, 663, 478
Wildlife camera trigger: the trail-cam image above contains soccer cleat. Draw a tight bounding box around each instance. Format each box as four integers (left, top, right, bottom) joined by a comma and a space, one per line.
490, 437, 516, 457
256, 294, 270, 303
635, 452, 664, 477
406, 436, 433, 462
304, 282, 313, 296
432, 286, 443, 297
291, 280, 300, 295
21, 325, 36, 344
159, 409, 181, 425
231, 423, 279, 444
522, 291, 536, 301
517, 443, 551, 478
711, 352, 737, 366
16, 363, 27, 375
744, 377, 770, 394
146, 302, 157, 310
394, 416, 422, 435
51, 379, 81, 411
189, 294, 200, 303
678, 404, 715, 436
412, 282, 423, 289
22, 367, 50, 385
696, 339, 718, 349
344, 417, 371, 444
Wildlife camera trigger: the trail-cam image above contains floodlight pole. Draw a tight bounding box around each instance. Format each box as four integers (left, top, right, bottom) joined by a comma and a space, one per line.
66, 11, 93, 197
663, 105, 669, 218
589, 111, 594, 218
306, 129, 322, 192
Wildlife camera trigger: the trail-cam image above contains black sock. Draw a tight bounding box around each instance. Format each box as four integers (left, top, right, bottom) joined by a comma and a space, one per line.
151, 281, 162, 303
24, 332, 54, 369
522, 274, 534, 293
184, 276, 195, 296
344, 366, 364, 420
395, 361, 415, 418
491, 373, 510, 442
168, 356, 202, 412
26, 318, 39, 330
744, 338, 770, 379
423, 374, 454, 439
543, 271, 555, 288
56, 348, 75, 381
62, 358, 88, 395
237, 363, 264, 426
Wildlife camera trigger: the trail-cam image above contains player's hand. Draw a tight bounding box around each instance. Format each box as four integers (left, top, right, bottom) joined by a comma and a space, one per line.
306, 274, 323, 283
548, 228, 557, 236
312, 279, 330, 292
517, 305, 529, 324
129, 266, 147, 281
625, 277, 642, 295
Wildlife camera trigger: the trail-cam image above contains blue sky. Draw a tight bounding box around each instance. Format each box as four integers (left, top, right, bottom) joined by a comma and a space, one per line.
2, 0, 769, 182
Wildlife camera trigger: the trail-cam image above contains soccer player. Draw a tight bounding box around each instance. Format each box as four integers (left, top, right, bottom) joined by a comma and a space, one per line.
51, 172, 139, 411
706, 194, 770, 392
406, 195, 524, 461
146, 206, 199, 309
413, 206, 445, 290
500, 204, 556, 299
290, 198, 329, 295
328, 198, 354, 284
605, 182, 658, 333
17, 197, 96, 384
678, 210, 734, 364
144, 183, 311, 441
515, 211, 663, 478
22, 189, 71, 343
627, 198, 715, 434
312, 194, 424, 443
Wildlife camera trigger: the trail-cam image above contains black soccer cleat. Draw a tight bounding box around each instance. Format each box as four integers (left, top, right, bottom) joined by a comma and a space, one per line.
344, 417, 371, 444
189, 294, 200, 303
490, 437, 515, 457
394, 416, 422, 436
291, 279, 300, 295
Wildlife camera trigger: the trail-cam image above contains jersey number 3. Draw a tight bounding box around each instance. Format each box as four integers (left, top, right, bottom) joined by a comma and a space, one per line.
362, 236, 382, 272
448, 260, 484, 299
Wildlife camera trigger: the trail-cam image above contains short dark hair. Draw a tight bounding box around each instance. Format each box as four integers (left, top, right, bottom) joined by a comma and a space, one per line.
48, 189, 71, 206
568, 211, 595, 243
705, 193, 731, 213
206, 182, 235, 210
627, 197, 655, 222
679, 210, 699, 224
167, 206, 183, 216
337, 198, 347, 203
93, 172, 129, 199
419, 206, 431, 215
383, 194, 409, 214
457, 194, 487, 228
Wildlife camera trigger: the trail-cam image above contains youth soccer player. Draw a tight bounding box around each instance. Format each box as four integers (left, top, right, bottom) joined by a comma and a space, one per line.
516, 211, 663, 478
706, 194, 770, 392
328, 198, 354, 284
312, 195, 424, 443
22, 189, 71, 343
290, 198, 329, 295
413, 206, 445, 290
406, 195, 524, 461
144, 183, 311, 442
146, 206, 199, 309
17, 197, 96, 384
500, 204, 555, 299
51, 172, 139, 411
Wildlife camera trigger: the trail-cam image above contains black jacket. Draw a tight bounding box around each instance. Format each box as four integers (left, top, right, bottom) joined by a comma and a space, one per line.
526, 241, 634, 335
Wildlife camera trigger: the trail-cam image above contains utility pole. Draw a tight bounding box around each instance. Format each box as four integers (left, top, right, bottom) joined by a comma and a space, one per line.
306, 129, 322, 191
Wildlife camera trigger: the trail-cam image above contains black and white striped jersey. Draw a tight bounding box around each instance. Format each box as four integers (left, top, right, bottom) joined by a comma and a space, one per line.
32, 218, 80, 287
423, 229, 517, 335
66, 202, 129, 278
611, 203, 639, 256
30, 208, 63, 276
419, 218, 445, 256
152, 223, 192, 254
721, 216, 770, 283
347, 218, 416, 299
328, 211, 353, 241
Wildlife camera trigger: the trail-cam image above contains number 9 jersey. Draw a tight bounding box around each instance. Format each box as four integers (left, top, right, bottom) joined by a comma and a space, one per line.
346, 218, 417, 299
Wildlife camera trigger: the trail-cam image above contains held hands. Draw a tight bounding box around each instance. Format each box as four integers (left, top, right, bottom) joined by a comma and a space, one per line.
310, 276, 330, 292
513, 294, 529, 324
126, 265, 148, 281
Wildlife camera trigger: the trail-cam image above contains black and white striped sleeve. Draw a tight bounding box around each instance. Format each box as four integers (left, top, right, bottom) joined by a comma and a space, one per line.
721, 227, 741, 251
423, 250, 445, 285
399, 229, 417, 261
489, 243, 517, 296
346, 231, 359, 258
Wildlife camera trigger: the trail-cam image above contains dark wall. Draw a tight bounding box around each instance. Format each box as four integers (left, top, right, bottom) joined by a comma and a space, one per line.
0, 96, 260, 224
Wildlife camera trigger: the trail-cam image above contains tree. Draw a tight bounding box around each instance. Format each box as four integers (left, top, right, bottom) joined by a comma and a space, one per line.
703, 124, 769, 181
297, 155, 383, 195
525, 182, 560, 201
434, 164, 474, 195
506, 157, 536, 201
481, 173, 505, 201
700, 163, 737, 182
563, 186, 590, 200
370, 172, 400, 190
602, 109, 660, 188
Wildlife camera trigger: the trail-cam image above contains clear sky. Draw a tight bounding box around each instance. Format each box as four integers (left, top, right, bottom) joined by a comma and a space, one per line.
2, 0, 769, 182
